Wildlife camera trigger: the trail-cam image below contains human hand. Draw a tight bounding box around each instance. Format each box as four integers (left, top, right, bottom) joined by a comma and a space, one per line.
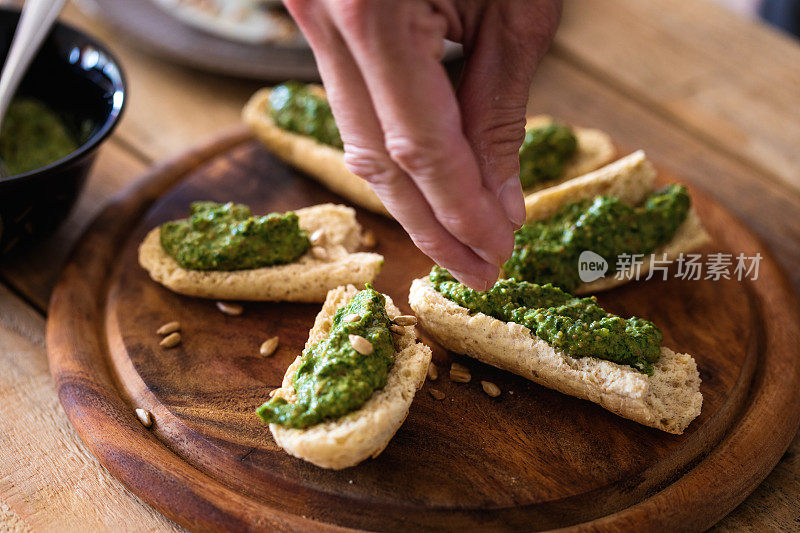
283, 0, 562, 289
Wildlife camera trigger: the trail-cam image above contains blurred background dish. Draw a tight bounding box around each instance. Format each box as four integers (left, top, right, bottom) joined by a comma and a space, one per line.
148, 0, 305, 45
76, 0, 318, 80
0, 7, 125, 256
75, 0, 462, 80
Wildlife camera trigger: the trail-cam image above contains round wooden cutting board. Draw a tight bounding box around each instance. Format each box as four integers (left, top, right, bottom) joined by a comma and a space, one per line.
47, 127, 800, 532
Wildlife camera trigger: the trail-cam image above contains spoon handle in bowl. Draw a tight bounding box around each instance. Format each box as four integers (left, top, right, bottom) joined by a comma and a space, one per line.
0, 0, 68, 125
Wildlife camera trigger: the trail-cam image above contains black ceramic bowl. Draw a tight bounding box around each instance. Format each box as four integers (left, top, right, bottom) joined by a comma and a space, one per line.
0, 8, 125, 256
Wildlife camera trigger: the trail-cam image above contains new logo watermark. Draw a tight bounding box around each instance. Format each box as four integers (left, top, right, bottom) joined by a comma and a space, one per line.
578, 250, 608, 283
577, 252, 763, 282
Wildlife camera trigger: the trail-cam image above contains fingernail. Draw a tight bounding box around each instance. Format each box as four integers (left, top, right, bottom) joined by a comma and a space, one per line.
498, 175, 527, 228
450, 267, 497, 291
471, 246, 507, 268
469, 228, 515, 268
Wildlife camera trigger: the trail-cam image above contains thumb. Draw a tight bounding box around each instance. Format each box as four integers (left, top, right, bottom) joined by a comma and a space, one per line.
456, 0, 562, 228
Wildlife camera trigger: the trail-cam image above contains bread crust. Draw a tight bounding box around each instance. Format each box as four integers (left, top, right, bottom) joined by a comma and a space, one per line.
524, 150, 656, 220
138, 203, 383, 302
243, 88, 615, 217
409, 277, 702, 434
520, 150, 712, 294
269, 285, 432, 469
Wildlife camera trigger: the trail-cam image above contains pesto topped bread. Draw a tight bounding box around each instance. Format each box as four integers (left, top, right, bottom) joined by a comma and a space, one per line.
243, 83, 616, 217
138, 203, 383, 302
520, 115, 615, 193
409, 272, 702, 434
515, 150, 711, 294
244, 85, 390, 216
264, 284, 432, 469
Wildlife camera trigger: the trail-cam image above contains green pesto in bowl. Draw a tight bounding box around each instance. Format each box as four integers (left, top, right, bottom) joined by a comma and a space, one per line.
0, 98, 80, 177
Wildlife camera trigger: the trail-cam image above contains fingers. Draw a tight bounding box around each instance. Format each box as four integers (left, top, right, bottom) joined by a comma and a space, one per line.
325, 0, 516, 267
282, 0, 379, 151
457, 0, 563, 227
354, 147, 500, 290
284, 0, 498, 289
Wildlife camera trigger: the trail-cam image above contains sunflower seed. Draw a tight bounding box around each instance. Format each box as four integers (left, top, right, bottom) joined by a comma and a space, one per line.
156, 321, 180, 335
481, 381, 501, 397
309, 229, 326, 245
427, 363, 438, 381
135, 408, 153, 428
343, 313, 361, 323
450, 362, 469, 373
311, 246, 328, 260
392, 315, 417, 327
429, 388, 445, 400
349, 334, 373, 355
260, 336, 279, 357
361, 230, 377, 249
159, 332, 181, 348
450, 369, 471, 383
216, 301, 243, 316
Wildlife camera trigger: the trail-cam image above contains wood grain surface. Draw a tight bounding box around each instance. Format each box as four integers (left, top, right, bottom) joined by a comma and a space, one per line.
47, 130, 800, 531
0, 283, 182, 532
555, 0, 800, 195
1, 0, 798, 530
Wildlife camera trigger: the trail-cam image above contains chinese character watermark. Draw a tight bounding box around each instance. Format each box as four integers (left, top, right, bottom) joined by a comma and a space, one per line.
676, 253, 703, 280
578, 251, 762, 282
614, 253, 645, 281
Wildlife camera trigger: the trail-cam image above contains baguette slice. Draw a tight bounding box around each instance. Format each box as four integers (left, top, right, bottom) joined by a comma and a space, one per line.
244, 87, 615, 217
269, 285, 432, 469
244, 87, 390, 216
409, 277, 702, 434
520, 150, 712, 294
138, 203, 383, 302
522, 115, 616, 194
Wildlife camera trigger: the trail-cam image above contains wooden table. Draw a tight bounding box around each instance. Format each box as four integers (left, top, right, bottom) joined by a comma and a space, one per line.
1, 0, 798, 530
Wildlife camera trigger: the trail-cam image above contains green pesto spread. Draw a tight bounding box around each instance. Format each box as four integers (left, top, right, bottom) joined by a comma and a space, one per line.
268, 82, 343, 149
504, 185, 691, 291
519, 123, 578, 189
0, 98, 79, 176
430, 267, 661, 374
159, 201, 310, 271
257, 286, 394, 428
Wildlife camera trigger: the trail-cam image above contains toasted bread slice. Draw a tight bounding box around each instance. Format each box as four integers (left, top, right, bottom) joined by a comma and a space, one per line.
138, 204, 383, 302
519, 150, 712, 294
269, 285, 432, 469
523, 115, 616, 194
409, 277, 702, 434
244, 88, 616, 217
244, 88, 390, 216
